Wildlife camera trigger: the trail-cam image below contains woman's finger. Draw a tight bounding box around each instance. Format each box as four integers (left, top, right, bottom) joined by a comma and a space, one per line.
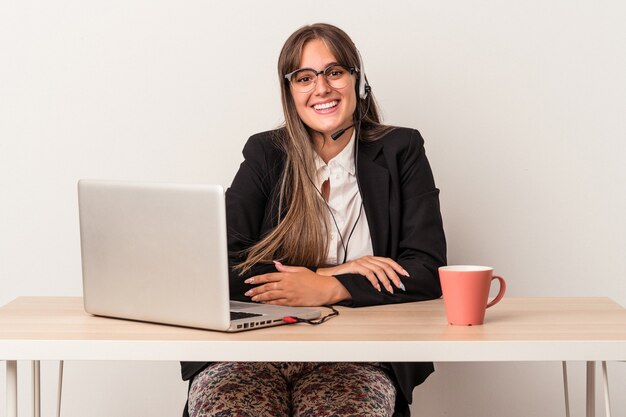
357, 259, 394, 293
273, 261, 303, 273
372, 256, 410, 277
244, 272, 282, 285
250, 288, 284, 302
352, 263, 381, 292
245, 281, 281, 297
367, 258, 404, 290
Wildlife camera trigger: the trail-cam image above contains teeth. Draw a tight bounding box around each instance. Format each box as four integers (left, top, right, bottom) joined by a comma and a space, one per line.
314, 101, 338, 110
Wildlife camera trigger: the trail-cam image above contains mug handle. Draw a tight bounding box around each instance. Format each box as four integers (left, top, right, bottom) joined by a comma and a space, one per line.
486, 276, 506, 308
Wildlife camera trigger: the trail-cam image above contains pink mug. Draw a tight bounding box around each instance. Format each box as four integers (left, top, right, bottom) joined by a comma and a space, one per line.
438, 265, 506, 325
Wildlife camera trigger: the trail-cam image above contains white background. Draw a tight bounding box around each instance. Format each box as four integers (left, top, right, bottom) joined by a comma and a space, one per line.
1, 1, 625, 416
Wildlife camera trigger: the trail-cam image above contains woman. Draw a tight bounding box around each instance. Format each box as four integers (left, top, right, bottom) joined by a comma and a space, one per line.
182, 23, 446, 417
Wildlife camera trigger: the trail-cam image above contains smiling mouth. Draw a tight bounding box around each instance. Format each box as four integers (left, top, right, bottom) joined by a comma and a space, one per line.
313, 100, 338, 111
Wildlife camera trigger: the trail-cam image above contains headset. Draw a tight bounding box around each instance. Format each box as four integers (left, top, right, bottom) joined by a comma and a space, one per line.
292, 44, 373, 264
322, 45, 371, 264
330, 46, 371, 140
356, 47, 370, 100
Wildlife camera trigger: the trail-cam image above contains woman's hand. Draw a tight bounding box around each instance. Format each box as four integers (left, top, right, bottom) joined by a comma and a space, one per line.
316, 256, 408, 294
244, 262, 351, 306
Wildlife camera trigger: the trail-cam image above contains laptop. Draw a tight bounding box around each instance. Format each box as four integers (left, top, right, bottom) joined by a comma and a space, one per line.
78, 180, 321, 332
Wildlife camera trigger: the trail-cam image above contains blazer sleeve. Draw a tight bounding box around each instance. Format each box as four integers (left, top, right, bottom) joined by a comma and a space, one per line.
334, 129, 446, 307
225, 132, 282, 300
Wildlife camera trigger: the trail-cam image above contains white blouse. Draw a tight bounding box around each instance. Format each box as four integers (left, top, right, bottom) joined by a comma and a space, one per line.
313, 133, 374, 265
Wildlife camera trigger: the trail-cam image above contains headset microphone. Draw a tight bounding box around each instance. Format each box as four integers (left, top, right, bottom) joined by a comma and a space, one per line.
330, 124, 354, 141
330, 84, 371, 141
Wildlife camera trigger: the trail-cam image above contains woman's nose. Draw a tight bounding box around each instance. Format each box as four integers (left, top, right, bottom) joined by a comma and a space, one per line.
314, 74, 331, 95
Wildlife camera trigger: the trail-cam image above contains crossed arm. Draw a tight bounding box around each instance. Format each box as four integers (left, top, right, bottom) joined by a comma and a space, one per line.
243, 257, 409, 306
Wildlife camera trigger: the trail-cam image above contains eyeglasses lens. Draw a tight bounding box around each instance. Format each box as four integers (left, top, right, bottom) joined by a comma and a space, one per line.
291, 65, 351, 93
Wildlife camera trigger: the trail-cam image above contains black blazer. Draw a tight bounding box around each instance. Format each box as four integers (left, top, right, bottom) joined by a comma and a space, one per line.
181, 126, 446, 417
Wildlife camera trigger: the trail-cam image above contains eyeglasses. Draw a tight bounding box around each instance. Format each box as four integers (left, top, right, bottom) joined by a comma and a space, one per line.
284, 64, 357, 93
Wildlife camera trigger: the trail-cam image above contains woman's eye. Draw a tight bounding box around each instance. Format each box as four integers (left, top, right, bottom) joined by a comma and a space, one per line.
327, 69, 344, 79
295, 71, 315, 84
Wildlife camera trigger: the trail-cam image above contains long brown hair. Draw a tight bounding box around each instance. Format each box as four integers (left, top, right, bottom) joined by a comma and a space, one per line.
236, 23, 393, 273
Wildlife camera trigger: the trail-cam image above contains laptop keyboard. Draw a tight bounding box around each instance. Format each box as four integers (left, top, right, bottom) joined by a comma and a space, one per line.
230, 311, 263, 321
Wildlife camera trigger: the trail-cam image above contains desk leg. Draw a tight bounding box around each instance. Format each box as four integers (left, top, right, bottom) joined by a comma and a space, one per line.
562, 362, 571, 417
7, 360, 18, 417
33, 360, 41, 417
602, 362, 611, 417
586, 361, 596, 417
57, 360, 64, 417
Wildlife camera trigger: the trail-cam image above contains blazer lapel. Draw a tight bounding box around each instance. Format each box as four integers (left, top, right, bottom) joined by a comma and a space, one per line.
357, 141, 390, 256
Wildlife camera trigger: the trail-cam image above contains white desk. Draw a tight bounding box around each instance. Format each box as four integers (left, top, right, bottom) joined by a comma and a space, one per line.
2, 296, 626, 416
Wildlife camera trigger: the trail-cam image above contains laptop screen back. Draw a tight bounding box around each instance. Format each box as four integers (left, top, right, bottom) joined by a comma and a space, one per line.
78, 180, 231, 330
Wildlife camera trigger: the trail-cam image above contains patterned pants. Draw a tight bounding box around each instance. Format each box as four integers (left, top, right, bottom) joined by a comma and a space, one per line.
188, 362, 397, 417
